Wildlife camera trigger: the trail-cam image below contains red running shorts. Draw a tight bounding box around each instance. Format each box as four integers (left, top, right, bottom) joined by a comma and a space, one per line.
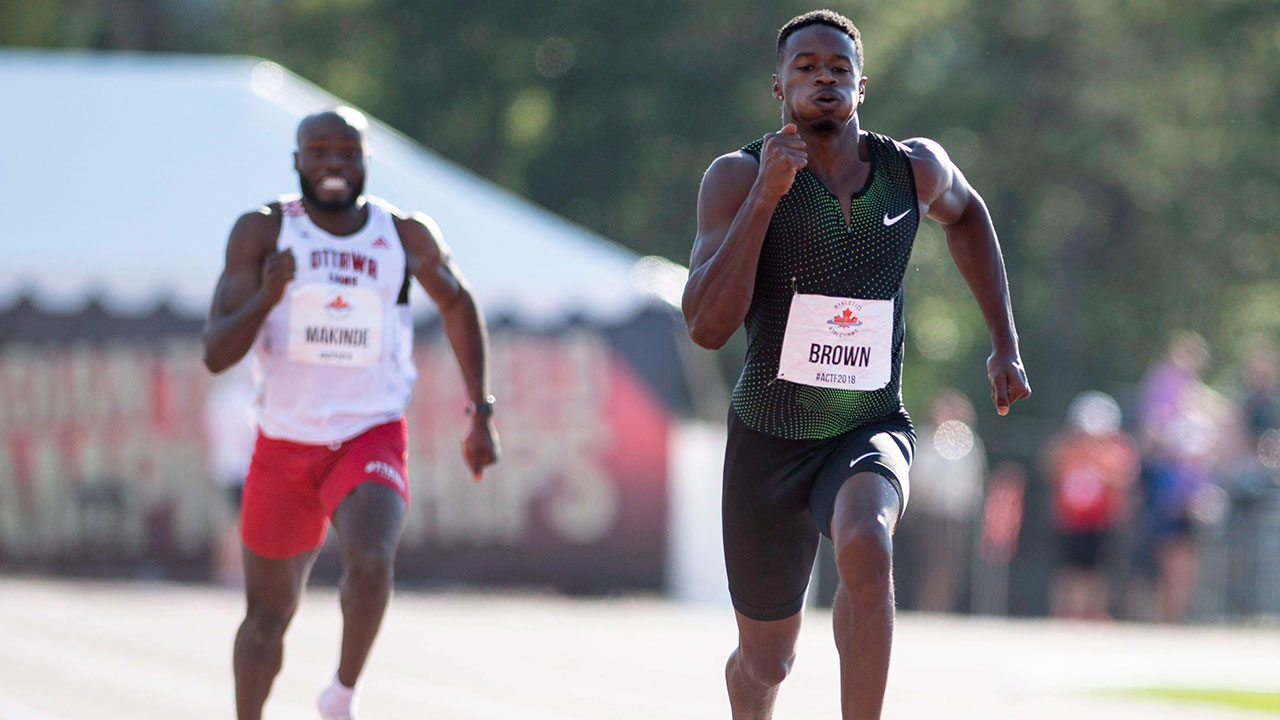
240, 418, 409, 559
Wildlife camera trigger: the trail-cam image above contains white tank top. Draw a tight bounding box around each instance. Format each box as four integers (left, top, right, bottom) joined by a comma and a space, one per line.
252, 195, 417, 444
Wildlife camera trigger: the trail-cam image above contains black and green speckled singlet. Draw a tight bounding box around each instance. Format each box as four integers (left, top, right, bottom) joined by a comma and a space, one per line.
733, 131, 920, 440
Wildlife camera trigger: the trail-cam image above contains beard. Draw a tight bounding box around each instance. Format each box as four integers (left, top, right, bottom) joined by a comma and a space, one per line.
299, 174, 364, 212
810, 116, 841, 134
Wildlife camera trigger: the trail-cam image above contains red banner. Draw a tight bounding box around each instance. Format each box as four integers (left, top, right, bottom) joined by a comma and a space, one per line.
0, 332, 670, 590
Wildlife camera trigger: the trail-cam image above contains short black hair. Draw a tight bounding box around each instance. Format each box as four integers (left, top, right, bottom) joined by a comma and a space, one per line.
776, 10, 863, 70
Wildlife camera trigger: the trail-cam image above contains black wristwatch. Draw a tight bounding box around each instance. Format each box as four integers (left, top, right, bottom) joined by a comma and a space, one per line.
465, 395, 496, 417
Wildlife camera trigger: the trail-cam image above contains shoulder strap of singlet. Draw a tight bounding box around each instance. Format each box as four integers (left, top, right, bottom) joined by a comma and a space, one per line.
741, 138, 764, 158
396, 265, 411, 306
866, 131, 919, 207
257, 200, 284, 252
867, 131, 914, 169
381, 206, 412, 307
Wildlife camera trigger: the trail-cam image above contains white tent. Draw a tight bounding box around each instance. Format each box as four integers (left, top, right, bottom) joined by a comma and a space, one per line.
0, 50, 686, 326
0, 50, 728, 595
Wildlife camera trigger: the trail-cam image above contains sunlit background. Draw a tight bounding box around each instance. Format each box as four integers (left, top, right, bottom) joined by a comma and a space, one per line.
2, 1, 1279, 718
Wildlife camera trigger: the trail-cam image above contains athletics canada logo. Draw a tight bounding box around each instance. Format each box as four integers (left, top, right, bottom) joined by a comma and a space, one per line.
826, 301, 864, 337
371, 237, 390, 249
364, 461, 406, 491
828, 308, 862, 327
324, 294, 353, 319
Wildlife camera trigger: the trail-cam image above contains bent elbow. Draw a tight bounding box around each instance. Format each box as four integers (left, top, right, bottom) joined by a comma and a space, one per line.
202, 338, 227, 374
686, 319, 729, 350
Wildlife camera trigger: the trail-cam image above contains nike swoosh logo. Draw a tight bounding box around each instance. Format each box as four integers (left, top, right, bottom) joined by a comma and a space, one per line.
883, 210, 911, 226
849, 452, 878, 468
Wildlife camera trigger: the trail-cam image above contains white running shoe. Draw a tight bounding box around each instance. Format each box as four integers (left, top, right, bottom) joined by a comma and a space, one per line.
317, 678, 356, 720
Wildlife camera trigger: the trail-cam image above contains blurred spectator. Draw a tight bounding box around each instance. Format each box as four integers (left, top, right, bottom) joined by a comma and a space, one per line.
1136, 331, 1233, 622
1046, 391, 1139, 620
1241, 341, 1280, 445
898, 390, 986, 613
1219, 341, 1280, 617
972, 461, 1026, 616
203, 361, 257, 587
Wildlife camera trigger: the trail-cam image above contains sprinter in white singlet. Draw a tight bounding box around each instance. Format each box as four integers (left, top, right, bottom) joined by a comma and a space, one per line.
203, 107, 499, 720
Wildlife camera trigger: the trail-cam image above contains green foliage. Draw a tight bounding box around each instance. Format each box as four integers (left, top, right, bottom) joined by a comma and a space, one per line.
3, 0, 1279, 437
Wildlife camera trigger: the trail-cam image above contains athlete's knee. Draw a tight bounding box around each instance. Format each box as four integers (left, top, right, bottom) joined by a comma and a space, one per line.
731, 642, 796, 689
241, 598, 298, 646
832, 518, 893, 589
732, 624, 801, 690
343, 545, 395, 591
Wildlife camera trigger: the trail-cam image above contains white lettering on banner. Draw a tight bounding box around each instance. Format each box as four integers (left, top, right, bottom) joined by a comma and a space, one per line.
287, 285, 382, 367
777, 293, 893, 391
0, 331, 641, 562
548, 459, 620, 544
402, 332, 621, 546
0, 345, 149, 428
0, 343, 216, 561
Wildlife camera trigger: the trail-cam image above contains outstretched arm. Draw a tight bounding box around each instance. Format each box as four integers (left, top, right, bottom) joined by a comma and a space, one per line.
396, 214, 499, 479
907, 138, 1031, 415
202, 206, 290, 373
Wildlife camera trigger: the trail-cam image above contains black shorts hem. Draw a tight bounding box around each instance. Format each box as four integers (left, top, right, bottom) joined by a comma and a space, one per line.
730, 591, 807, 622
813, 458, 907, 541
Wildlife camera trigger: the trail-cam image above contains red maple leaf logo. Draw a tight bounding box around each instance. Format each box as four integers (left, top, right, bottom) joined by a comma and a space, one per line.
833, 308, 858, 324
328, 295, 349, 309
371, 237, 390, 248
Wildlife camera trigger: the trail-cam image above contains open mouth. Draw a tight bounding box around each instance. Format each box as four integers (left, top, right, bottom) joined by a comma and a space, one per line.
318, 176, 349, 192
813, 92, 842, 104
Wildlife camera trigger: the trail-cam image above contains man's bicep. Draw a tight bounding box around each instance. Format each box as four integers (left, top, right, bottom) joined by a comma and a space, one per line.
210, 213, 272, 318
417, 250, 466, 307
906, 138, 971, 225
401, 216, 465, 307
691, 154, 757, 269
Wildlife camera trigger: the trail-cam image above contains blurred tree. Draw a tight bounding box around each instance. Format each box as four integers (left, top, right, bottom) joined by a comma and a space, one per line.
3, 0, 1278, 442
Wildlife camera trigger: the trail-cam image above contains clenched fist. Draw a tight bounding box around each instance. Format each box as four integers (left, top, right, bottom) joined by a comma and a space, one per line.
259, 248, 296, 308
755, 123, 808, 201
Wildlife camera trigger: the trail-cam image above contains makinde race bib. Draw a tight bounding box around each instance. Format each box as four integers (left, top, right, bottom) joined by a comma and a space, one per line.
777, 293, 893, 391
287, 285, 383, 367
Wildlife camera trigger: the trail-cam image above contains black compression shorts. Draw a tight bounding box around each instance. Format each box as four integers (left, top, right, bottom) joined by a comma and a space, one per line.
722, 408, 914, 621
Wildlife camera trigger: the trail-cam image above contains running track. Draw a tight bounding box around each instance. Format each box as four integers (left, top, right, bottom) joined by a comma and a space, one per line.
0, 578, 1275, 719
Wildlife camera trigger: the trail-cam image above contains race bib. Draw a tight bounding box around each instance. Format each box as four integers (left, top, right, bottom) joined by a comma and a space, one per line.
287, 285, 383, 367
777, 293, 893, 391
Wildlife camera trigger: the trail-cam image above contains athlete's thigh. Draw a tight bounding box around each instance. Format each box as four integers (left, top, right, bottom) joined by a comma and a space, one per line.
242, 546, 320, 613
323, 420, 409, 554
733, 608, 804, 660
332, 482, 407, 556
810, 419, 914, 539
829, 471, 902, 545
318, 419, 410, 526
722, 412, 826, 622
241, 435, 330, 560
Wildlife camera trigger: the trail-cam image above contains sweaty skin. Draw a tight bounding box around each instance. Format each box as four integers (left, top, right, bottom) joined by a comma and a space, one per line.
682, 22, 1029, 720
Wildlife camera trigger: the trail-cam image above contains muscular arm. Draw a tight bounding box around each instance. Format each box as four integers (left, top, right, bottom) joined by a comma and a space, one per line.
681, 153, 773, 349
683, 125, 809, 350
202, 207, 285, 373
397, 214, 490, 404
396, 213, 498, 476
907, 138, 1031, 414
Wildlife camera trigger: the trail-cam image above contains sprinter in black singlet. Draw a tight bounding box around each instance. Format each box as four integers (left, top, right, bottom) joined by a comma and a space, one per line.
682, 11, 1030, 719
